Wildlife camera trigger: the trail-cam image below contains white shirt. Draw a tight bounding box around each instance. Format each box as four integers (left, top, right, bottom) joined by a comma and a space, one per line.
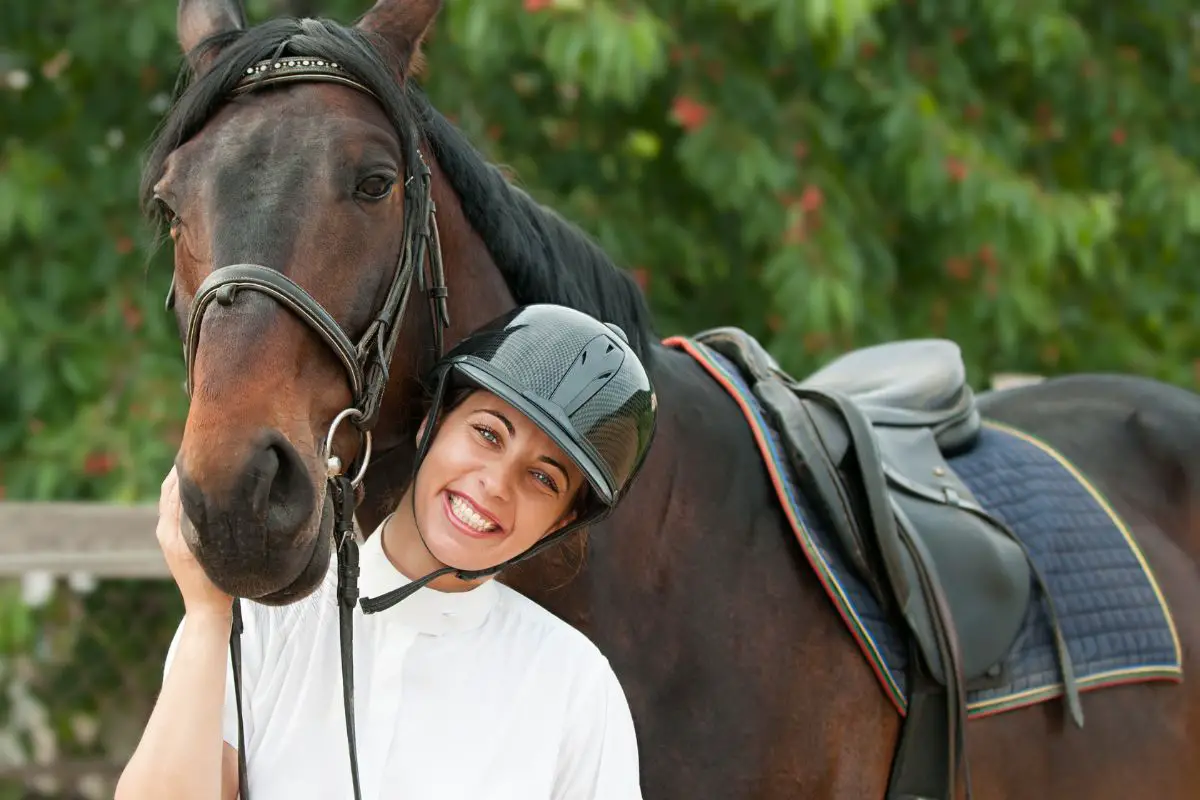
163, 523, 642, 799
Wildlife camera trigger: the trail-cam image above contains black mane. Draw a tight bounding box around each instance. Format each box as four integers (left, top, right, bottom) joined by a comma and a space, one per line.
141, 16, 657, 360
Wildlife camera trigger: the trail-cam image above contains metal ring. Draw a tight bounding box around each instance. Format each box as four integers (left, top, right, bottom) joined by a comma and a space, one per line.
324, 407, 373, 488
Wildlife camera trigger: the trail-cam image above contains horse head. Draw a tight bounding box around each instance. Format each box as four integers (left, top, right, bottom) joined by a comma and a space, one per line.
148, 0, 513, 602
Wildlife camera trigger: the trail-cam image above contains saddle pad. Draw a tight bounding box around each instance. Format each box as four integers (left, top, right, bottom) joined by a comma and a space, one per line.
666, 336, 1183, 718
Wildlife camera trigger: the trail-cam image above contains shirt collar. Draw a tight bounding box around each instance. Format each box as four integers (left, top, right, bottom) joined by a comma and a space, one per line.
357, 516, 500, 636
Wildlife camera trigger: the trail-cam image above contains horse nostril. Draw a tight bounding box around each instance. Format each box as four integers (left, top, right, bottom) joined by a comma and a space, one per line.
247, 433, 314, 538
247, 443, 281, 520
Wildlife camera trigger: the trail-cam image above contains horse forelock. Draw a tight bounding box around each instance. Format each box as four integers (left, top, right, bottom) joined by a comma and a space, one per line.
141, 16, 420, 222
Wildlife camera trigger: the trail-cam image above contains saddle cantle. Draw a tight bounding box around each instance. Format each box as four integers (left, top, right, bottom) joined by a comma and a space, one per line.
692, 326, 1081, 800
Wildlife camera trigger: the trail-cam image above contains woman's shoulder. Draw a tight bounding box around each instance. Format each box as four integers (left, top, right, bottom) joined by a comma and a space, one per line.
488, 582, 612, 672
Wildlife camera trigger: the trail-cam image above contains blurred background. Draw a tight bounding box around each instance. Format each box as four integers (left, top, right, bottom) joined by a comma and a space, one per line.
2, 0, 1198, 796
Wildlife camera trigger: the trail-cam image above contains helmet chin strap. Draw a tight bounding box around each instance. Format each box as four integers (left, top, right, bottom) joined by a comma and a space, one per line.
359, 374, 609, 615
359, 510, 603, 614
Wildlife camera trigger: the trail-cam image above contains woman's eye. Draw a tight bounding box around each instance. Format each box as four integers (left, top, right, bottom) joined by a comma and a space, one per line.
532, 471, 559, 493
357, 174, 394, 200
473, 424, 499, 445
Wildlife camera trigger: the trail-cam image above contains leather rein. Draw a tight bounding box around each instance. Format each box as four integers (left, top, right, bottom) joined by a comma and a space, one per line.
165, 55, 450, 800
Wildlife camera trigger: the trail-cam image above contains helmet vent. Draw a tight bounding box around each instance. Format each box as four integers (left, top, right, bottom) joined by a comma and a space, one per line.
549, 334, 626, 416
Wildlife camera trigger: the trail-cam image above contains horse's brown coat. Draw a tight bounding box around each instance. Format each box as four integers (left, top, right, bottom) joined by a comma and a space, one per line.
153, 1, 1200, 795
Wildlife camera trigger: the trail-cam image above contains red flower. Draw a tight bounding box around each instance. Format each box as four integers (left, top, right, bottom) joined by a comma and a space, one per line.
84, 451, 116, 476
671, 96, 710, 131
945, 157, 968, 182
799, 185, 824, 212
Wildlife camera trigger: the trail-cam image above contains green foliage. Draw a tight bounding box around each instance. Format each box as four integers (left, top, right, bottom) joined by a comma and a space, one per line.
1, 0, 1198, 789
4, 0, 1198, 506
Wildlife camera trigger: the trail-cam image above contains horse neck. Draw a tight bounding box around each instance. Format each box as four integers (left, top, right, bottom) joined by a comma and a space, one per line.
499, 345, 782, 627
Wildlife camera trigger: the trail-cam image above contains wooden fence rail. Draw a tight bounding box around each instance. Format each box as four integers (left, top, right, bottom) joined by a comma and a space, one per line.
0, 502, 165, 578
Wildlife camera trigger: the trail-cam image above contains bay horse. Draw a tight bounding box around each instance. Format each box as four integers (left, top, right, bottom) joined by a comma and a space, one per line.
147, 0, 1200, 796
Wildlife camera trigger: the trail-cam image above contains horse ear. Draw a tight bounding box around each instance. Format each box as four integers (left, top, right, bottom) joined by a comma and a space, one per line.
177, 0, 247, 74
355, 0, 444, 76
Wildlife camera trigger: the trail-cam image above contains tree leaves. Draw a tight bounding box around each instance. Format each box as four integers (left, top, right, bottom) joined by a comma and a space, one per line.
4, 0, 1199, 508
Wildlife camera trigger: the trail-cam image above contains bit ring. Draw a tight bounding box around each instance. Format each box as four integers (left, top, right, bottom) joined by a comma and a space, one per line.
324, 407, 372, 488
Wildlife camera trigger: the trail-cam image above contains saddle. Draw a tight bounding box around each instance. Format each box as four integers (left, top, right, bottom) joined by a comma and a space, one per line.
694, 327, 1081, 800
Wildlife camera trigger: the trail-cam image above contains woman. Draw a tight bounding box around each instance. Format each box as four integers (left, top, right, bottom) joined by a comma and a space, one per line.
116, 304, 657, 800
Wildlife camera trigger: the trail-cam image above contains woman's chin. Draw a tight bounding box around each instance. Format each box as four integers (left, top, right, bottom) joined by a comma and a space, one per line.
424, 525, 507, 574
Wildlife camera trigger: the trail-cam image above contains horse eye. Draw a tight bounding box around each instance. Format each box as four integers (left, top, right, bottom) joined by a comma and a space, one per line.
356, 174, 394, 200
155, 196, 177, 223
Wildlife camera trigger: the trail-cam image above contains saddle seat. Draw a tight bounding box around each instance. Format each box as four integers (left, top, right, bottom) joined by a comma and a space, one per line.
800, 339, 980, 453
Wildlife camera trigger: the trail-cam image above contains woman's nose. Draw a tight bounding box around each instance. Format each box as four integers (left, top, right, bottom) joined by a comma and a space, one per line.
476, 461, 515, 502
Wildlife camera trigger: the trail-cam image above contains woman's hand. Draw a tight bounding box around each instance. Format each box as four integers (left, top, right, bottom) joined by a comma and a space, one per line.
158, 467, 233, 619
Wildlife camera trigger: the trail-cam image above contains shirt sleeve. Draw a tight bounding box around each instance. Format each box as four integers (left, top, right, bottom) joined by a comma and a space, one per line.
553, 659, 644, 800
162, 602, 263, 752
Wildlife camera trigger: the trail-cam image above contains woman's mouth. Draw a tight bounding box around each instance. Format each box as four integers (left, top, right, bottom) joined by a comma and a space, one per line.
443, 491, 503, 538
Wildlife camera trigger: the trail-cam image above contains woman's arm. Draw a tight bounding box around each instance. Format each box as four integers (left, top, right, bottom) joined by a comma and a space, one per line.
115, 612, 239, 800
554, 659, 644, 799
115, 468, 241, 800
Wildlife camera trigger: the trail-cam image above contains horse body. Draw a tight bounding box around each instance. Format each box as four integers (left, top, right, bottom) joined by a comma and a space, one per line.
151, 1, 1200, 796
508, 359, 1200, 798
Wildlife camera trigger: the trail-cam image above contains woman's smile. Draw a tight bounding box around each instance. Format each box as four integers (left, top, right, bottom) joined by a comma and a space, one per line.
443, 490, 505, 538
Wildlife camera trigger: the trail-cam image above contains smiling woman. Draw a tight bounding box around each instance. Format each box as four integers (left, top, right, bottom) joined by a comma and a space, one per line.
115, 305, 658, 800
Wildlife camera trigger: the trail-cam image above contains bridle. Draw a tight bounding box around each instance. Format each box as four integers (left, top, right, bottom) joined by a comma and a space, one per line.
165, 54, 450, 800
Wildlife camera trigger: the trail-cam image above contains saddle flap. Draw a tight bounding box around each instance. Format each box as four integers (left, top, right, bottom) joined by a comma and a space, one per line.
754, 380, 893, 607
877, 428, 1032, 684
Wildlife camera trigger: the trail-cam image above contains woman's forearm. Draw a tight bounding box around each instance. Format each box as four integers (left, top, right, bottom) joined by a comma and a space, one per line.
116, 611, 233, 800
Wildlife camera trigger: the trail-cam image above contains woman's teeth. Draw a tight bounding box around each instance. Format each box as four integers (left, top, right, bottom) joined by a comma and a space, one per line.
449, 494, 498, 533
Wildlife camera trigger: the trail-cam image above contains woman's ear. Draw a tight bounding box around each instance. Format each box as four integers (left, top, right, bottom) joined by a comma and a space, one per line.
543, 509, 579, 540
415, 415, 429, 445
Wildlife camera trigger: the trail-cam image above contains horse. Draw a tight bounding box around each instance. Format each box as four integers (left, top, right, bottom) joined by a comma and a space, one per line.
147, 0, 1200, 796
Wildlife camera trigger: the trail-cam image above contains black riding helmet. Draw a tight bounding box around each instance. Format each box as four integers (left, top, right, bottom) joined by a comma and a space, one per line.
360, 304, 657, 612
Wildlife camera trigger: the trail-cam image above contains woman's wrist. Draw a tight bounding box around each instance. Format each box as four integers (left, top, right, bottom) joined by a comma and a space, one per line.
185, 605, 235, 628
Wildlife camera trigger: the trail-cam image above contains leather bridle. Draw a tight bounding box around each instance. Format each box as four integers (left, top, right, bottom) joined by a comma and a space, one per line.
165, 54, 450, 800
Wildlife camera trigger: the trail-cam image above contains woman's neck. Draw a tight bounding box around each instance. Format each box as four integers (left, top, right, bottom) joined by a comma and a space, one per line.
379, 493, 489, 593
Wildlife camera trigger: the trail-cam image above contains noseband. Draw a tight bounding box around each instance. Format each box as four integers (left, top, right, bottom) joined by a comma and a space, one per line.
166, 55, 450, 800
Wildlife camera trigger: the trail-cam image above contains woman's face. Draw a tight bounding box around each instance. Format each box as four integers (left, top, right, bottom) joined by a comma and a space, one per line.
412, 390, 585, 573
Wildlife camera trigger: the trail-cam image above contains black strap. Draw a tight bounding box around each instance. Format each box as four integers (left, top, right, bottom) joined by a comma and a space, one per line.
788, 388, 973, 799
332, 474, 364, 800
230, 599, 250, 799
186, 265, 366, 400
